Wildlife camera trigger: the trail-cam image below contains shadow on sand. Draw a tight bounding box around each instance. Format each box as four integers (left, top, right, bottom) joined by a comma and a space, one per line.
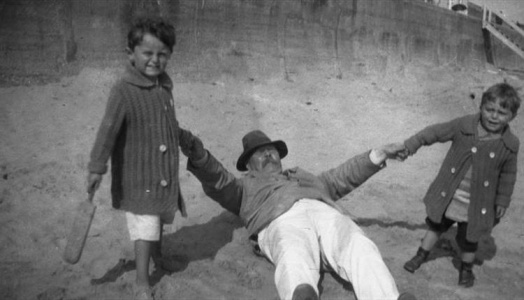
90, 211, 243, 286
357, 218, 498, 267
424, 227, 498, 270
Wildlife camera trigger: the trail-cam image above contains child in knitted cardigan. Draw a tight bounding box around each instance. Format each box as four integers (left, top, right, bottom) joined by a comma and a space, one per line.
401, 83, 521, 287
87, 18, 193, 300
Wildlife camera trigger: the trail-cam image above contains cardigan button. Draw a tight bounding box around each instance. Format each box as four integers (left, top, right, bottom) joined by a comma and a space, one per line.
471, 147, 477, 153
483, 180, 489, 187
160, 180, 168, 187
481, 208, 487, 214
159, 144, 167, 152
489, 152, 495, 158
451, 167, 456, 174
441, 191, 446, 197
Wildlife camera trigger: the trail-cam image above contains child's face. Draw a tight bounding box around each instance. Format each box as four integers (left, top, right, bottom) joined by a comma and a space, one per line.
127, 33, 171, 79
480, 99, 514, 134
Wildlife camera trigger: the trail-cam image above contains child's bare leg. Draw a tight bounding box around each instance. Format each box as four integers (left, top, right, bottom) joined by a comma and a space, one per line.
151, 224, 181, 272
461, 252, 475, 263
421, 229, 440, 251
151, 224, 163, 264
151, 241, 161, 262
135, 239, 152, 286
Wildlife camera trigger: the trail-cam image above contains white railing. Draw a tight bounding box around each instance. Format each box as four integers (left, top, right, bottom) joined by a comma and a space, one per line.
482, 4, 524, 60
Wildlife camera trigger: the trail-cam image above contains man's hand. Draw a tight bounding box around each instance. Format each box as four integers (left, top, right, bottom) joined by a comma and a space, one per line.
397, 148, 410, 161
496, 205, 506, 219
370, 142, 407, 165
180, 130, 206, 161
87, 173, 103, 194
179, 128, 194, 155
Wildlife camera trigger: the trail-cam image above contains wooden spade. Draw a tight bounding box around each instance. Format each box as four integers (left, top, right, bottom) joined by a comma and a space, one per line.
63, 192, 96, 264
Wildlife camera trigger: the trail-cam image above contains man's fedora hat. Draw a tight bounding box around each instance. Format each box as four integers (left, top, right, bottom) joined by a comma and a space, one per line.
236, 130, 288, 171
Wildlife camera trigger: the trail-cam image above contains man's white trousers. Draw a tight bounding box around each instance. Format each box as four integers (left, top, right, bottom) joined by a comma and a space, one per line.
258, 199, 400, 300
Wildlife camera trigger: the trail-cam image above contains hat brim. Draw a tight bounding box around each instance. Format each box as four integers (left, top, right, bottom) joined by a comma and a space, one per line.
236, 140, 288, 171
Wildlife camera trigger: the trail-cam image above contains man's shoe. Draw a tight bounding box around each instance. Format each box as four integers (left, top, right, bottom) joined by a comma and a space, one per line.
292, 284, 318, 300
458, 264, 475, 287
404, 247, 429, 273
398, 292, 417, 300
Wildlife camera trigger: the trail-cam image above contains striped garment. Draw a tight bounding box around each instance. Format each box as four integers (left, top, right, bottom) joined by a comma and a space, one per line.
445, 167, 471, 222
88, 63, 186, 216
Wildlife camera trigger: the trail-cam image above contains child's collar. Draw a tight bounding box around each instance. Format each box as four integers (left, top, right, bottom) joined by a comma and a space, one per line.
122, 63, 173, 89
477, 122, 502, 140
461, 113, 518, 152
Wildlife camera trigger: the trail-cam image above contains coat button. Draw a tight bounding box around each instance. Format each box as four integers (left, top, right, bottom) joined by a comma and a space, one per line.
451, 167, 456, 174
159, 144, 167, 152
441, 191, 447, 197
489, 152, 495, 158
160, 180, 168, 187
481, 208, 487, 214
484, 180, 489, 187
471, 147, 477, 153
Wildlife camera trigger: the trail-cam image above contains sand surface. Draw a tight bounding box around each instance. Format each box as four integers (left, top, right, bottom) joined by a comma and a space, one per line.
1, 62, 524, 300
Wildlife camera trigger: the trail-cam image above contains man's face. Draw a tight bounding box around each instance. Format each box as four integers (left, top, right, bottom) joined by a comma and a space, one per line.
127, 33, 172, 79
480, 99, 514, 134
246, 145, 282, 174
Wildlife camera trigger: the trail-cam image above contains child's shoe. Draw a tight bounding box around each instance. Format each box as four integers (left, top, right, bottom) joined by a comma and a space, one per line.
404, 247, 429, 273
458, 262, 475, 287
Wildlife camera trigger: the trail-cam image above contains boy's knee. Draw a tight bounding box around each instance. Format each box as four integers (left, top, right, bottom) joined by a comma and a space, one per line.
425, 216, 453, 233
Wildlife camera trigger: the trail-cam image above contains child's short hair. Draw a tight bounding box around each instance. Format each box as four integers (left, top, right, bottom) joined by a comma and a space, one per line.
481, 83, 521, 115
127, 18, 176, 52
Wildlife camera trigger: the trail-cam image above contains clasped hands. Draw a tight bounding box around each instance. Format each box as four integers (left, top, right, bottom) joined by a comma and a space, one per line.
179, 129, 206, 161
372, 142, 410, 164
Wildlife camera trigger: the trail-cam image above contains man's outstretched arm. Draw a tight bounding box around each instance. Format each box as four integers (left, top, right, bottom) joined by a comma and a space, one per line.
181, 132, 243, 215
319, 142, 405, 200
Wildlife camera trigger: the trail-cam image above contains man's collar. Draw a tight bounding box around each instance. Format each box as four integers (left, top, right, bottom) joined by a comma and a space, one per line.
246, 169, 285, 178
122, 63, 173, 89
